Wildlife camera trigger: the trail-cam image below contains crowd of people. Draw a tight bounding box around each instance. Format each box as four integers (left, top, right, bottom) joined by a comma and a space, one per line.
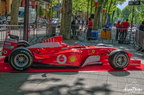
71, 18, 85, 39
116, 19, 130, 41
71, 17, 144, 42
71, 18, 93, 40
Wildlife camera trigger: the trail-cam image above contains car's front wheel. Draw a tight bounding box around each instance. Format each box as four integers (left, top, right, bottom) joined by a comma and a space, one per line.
9, 47, 33, 71
108, 50, 129, 69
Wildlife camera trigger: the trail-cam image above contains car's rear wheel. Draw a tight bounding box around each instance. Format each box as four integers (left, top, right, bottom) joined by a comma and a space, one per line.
108, 50, 129, 69
4, 41, 30, 63
9, 47, 33, 71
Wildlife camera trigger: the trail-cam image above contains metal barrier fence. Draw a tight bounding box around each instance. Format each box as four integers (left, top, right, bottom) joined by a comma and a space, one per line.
0, 25, 36, 41
0, 24, 137, 44
133, 30, 144, 51
0, 24, 60, 42
76, 27, 136, 44
45, 23, 59, 37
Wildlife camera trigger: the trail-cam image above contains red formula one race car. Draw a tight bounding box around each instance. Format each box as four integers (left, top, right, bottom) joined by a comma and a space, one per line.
1, 34, 140, 71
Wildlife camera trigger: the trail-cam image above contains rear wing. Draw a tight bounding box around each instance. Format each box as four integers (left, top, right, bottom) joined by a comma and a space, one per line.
5, 29, 19, 42
41, 36, 63, 44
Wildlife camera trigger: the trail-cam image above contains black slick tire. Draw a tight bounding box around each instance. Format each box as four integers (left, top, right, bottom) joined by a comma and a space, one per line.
108, 50, 129, 70
9, 47, 33, 71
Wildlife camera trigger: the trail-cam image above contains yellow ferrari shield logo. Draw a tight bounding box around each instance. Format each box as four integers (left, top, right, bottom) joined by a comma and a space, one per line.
92, 50, 95, 54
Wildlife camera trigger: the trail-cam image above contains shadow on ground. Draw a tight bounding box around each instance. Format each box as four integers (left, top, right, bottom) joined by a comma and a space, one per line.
108, 71, 130, 77
0, 73, 114, 95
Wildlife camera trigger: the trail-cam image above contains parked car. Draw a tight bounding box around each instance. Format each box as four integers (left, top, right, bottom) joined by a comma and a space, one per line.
0, 16, 9, 25
52, 18, 60, 23
7, 7, 36, 25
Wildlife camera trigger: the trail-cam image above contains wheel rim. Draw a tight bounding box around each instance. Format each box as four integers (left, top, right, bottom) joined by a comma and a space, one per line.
14, 54, 29, 67
116, 54, 128, 67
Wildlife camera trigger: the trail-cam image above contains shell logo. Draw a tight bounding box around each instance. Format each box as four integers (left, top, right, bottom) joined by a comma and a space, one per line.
69, 56, 76, 62
92, 50, 95, 54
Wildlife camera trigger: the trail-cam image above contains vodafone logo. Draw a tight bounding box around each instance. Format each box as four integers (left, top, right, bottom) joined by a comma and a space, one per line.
3, 50, 8, 54
57, 54, 67, 64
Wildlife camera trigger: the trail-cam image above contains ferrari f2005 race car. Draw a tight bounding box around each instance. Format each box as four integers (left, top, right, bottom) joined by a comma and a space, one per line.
1, 34, 139, 71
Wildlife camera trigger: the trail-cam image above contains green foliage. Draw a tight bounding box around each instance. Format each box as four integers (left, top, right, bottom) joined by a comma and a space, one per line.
51, 0, 58, 7
46, 9, 52, 19
50, 0, 60, 17
72, 0, 88, 14
39, 6, 44, 17
121, 1, 144, 24
104, 0, 125, 23
121, 6, 132, 21
113, 8, 122, 23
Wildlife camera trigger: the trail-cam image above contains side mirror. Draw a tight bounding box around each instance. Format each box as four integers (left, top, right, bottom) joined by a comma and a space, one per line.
74, 42, 78, 46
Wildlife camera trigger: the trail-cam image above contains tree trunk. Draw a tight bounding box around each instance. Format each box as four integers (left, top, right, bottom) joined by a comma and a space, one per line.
102, 0, 108, 27
107, 0, 112, 14
60, 0, 72, 40
93, 0, 105, 30
103, 0, 112, 26
90, 0, 93, 15
10, 0, 20, 25
93, 6, 101, 30
87, 0, 90, 20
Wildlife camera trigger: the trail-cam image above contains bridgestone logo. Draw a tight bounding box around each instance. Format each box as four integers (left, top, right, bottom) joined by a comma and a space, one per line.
21, 50, 32, 59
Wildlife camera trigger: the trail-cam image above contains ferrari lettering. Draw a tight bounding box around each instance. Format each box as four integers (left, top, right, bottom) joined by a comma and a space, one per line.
57, 54, 67, 64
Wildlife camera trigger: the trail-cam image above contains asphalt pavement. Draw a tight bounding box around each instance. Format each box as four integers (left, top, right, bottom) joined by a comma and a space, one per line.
0, 28, 144, 95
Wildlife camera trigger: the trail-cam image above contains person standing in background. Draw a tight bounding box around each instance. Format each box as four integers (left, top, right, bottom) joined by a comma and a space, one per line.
87, 18, 93, 40
71, 19, 76, 38
79, 19, 84, 30
115, 21, 122, 40
139, 21, 144, 31
121, 19, 130, 40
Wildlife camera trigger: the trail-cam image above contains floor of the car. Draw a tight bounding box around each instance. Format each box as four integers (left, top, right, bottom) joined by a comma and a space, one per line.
32, 62, 80, 68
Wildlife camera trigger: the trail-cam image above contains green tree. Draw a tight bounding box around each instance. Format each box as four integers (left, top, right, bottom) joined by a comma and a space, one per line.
39, 6, 44, 17
121, 2, 144, 24
93, 0, 126, 30
138, 2, 144, 22
113, 8, 121, 23
72, 0, 88, 14
121, 6, 131, 21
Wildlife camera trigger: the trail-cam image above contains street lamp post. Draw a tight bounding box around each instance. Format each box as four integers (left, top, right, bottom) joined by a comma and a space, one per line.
130, 3, 135, 43
23, 0, 29, 41
128, 0, 140, 43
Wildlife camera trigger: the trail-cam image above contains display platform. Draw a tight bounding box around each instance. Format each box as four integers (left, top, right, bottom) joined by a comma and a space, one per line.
0, 57, 143, 72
